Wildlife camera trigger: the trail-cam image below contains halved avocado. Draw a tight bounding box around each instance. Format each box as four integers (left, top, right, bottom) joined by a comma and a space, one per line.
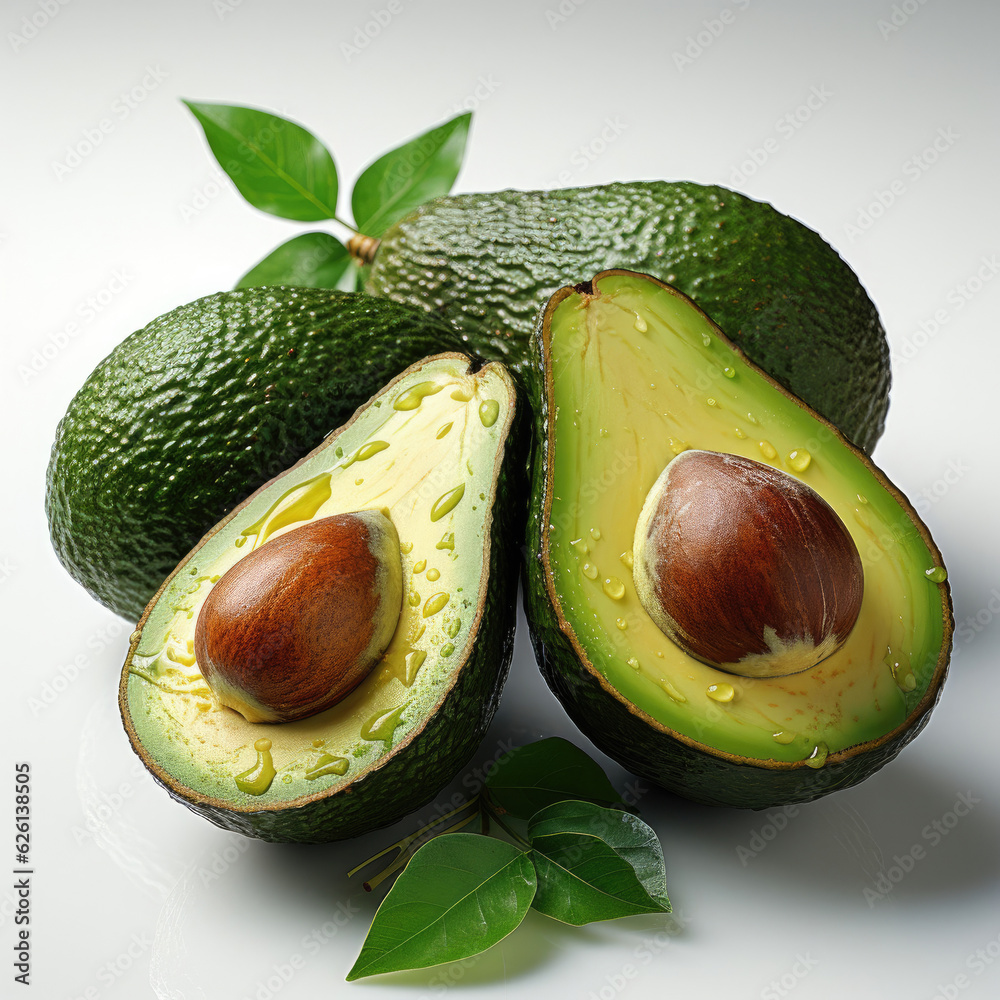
120, 354, 521, 842
523, 271, 953, 809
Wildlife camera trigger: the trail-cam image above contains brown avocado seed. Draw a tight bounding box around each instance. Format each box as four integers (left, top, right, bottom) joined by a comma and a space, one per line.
194, 509, 403, 722
632, 450, 864, 678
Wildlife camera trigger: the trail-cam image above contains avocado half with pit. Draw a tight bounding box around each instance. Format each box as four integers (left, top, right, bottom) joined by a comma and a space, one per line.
523, 270, 952, 809
120, 354, 520, 842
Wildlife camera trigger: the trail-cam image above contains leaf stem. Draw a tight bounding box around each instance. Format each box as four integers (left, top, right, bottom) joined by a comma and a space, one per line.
363, 811, 481, 892
348, 797, 480, 881
481, 793, 531, 849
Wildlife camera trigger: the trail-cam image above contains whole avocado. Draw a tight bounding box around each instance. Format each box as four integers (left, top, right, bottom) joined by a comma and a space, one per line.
45, 288, 464, 621
367, 180, 890, 452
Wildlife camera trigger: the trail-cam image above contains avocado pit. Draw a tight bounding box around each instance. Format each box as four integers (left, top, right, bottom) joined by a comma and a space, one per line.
194, 509, 403, 723
632, 449, 864, 678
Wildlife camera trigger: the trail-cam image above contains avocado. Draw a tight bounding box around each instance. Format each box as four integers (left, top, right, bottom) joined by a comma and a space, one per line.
366, 181, 890, 452
46, 288, 465, 621
120, 353, 521, 842
523, 270, 952, 809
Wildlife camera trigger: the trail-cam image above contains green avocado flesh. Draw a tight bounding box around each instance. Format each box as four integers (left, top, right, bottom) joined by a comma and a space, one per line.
368, 181, 890, 453
46, 288, 463, 621
525, 271, 951, 807
120, 354, 520, 842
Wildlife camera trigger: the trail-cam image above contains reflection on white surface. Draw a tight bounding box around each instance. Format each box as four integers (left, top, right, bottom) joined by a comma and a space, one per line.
76, 698, 186, 901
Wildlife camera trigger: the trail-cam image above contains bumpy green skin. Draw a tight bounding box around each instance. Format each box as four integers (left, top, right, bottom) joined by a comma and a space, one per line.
46, 288, 464, 621
521, 290, 947, 811
368, 182, 890, 453
124, 361, 526, 842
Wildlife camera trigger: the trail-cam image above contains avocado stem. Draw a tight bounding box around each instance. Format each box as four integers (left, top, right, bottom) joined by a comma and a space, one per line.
347, 233, 380, 266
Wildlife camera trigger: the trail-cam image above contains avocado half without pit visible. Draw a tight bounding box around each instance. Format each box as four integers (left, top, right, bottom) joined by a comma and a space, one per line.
120, 354, 521, 843
524, 270, 953, 809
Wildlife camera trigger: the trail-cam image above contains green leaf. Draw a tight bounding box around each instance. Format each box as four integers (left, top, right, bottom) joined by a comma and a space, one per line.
351, 112, 471, 237
346, 833, 536, 981
484, 737, 623, 821
236, 232, 350, 290
184, 100, 339, 221
529, 801, 670, 914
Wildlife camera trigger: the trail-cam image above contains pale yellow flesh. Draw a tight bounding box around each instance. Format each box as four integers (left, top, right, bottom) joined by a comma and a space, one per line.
546, 275, 947, 764
126, 357, 512, 805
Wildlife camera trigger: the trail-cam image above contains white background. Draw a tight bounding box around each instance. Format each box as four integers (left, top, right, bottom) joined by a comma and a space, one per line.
3, 1, 1000, 998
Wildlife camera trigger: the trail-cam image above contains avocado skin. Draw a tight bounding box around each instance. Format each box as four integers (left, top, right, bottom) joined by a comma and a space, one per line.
367, 181, 890, 453
121, 356, 526, 842
520, 275, 951, 809
46, 288, 464, 622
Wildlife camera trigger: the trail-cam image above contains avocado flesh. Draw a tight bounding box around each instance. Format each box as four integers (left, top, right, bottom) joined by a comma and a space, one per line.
526, 271, 951, 805
367, 181, 890, 453
46, 288, 464, 621
121, 354, 519, 842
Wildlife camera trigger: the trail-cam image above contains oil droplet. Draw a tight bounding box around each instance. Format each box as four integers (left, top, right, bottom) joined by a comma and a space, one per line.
571, 538, 590, 555
404, 649, 426, 685
787, 449, 812, 472
582, 562, 599, 580
746, 412, 759, 425
734, 427, 747, 440
758, 440, 777, 460
342, 440, 389, 468
701, 333, 712, 347
656, 650, 664, 658
925, 566, 948, 583
354, 478, 364, 486
423, 592, 450, 617
334, 446, 344, 458
661, 680, 686, 702
668, 437, 689, 455
282, 774, 292, 783
706, 397, 718, 407
447, 617, 462, 639
413, 559, 427, 574
399, 541, 413, 554
430, 484, 465, 521
234, 739, 276, 795
857, 494, 869, 505
450, 386, 474, 402
436, 422, 453, 439
440, 643, 455, 658
615, 617, 628, 630
627, 657, 640, 670
772, 731, 796, 745
394, 381, 444, 410
707, 683, 735, 703
599, 427, 610, 438
305, 754, 349, 780
413, 624, 426, 641
805, 742, 829, 769
312, 739, 325, 748
436, 532, 455, 551
619, 550, 633, 569
407, 592, 421, 607
361, 704, 406, 744
479, 399, 500, 427
633, 313, 648, 333
723, 366, 736, 378
242, 473, 332, 548
589, 527, 602, 541
426, 568, 441, 582
603, 576, 626, 600
166, 645, 197, 667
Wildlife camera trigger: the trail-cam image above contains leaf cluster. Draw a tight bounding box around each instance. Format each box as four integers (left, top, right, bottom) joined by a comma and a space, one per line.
347, 738, 671, 980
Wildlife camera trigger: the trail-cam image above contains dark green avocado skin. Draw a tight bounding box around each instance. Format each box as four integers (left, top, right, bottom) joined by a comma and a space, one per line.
46, 288, 465, 622
123, 359, 526, 843
367, 181, 890, 453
